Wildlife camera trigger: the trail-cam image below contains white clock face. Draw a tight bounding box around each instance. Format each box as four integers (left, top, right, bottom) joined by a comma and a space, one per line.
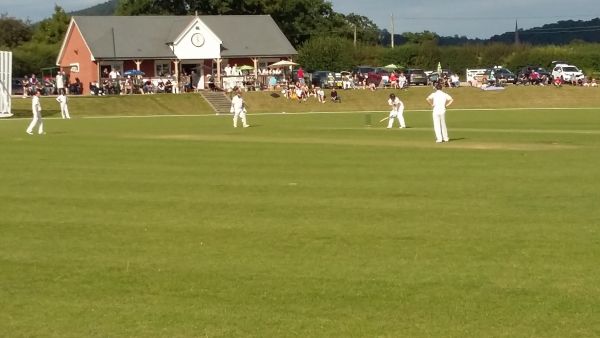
191, 33, 205, 47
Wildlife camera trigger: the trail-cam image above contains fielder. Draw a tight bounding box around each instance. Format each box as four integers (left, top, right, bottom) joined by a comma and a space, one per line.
55, 93, 71, 119
26, 90, 44, 135
386, 93, 406, 128
426, 83, 454, 143
230, 92, 250, 128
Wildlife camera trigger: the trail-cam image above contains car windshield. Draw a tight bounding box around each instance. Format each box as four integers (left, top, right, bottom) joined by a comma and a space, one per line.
562, 67, 579, 72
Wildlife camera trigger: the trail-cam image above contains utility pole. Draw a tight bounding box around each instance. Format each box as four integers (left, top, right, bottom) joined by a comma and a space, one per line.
391, 14, 395, 48
353, 24, 357, 47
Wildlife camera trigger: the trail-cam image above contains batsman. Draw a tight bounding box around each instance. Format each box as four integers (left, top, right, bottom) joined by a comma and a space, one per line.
385, 93, 406, 129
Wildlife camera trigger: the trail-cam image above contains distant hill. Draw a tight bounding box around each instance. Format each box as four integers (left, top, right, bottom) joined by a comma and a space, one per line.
490, 18, 600, 44
69, 0, 118, 16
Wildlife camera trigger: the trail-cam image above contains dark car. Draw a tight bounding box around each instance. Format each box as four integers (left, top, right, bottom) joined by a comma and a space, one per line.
353, 66, 375, 77
516, 66, 552, 85
353, 66, 386, 86
427, 69, 453, 85
406, 68, 428, 86
485, 68, 516, 85
311, 70, 335, 88
11, 78, 24, 96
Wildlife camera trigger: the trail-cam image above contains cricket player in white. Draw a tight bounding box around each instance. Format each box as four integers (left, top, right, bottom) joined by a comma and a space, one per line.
387, 93, 406, 128
26, 90, 44, 135
56, 94, 71, 119
230, 92, 249, 128
426, 83, 454, 143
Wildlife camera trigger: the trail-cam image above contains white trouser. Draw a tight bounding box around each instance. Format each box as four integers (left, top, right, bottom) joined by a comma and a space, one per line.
60, 103, 70, 119
233, 109, 248, 127
432, 112, 448, 142
26, 111, 44, 134
387, 109, 405, 128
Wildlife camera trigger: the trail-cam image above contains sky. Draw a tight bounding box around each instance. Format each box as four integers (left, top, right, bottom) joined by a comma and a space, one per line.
2, 0, 600, 39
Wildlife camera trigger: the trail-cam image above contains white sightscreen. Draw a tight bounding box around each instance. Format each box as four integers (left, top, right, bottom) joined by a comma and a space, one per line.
0, 51, 12, 116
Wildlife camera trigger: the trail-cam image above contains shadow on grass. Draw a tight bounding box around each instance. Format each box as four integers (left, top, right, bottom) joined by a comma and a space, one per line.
11, 109, 62, 118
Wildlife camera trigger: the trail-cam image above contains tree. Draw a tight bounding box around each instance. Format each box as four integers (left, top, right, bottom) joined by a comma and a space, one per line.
296, 36, 354, 71
32, 5, 70, 44
402, 31, 439, 45
0, 14, 32, 48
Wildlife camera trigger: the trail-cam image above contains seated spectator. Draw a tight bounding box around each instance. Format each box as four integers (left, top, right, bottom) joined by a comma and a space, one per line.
591, 78, 598, 87
390, 72, 398, 89
143, 80, 154, 94
330, 88, 341, 102
294, 84, 304, 103
529, 70, 540, 85
316, 87, 325, 103
156, 79, 165, 93
398, 73, 407, 89
553, 76, 563, 87
450, 74, 460, 87
124, 76, 133, 94
89, 81, 104, 96
165, 80, 173, 93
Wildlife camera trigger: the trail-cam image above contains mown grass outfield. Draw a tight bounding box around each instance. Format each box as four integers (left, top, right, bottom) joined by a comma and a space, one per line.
2, 87, 600, 337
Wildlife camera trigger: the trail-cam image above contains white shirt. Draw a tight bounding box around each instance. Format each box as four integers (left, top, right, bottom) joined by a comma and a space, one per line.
231, 95, 244, 112
32, 95, 41, 113
56, 94, 68, 105
427, 90, 453, 115
56, 74, 64, 88
388, 97, 404, 112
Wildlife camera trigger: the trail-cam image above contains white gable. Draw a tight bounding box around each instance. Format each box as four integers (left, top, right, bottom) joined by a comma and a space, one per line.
172, 17, 222, 60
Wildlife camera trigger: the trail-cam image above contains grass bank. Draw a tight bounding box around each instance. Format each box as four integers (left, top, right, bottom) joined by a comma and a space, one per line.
9, 85, 600, 118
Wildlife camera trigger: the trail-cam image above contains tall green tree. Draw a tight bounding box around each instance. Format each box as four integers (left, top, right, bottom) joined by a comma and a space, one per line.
0, 14, 32, 48
296, 36, 354, 71
32, 5, 70, 44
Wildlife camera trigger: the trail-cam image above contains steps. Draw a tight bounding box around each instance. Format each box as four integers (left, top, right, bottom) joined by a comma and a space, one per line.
199, 91, 232, 114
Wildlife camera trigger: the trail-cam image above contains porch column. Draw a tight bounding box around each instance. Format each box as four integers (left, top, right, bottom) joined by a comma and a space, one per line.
172, 60, 180, 82
215, 58, 222, 89
172, 59, 180, 93
252, 58, 259, 88
134, 60, 142, 71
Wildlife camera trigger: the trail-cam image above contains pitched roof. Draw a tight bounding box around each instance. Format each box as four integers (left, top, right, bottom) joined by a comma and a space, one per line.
198, 15, 297, 57
73, 16, 191, 59
72, 15, 297, 59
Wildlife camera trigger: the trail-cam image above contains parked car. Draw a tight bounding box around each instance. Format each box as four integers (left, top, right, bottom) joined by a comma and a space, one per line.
427, 69, 453, 85
485, 67, 516, 84
515, 66, 552, 85
11, 78, 24, 96
551, 64, 585, 82
405, 68, 428, 86
311, 70, 335, 88
353, 66, 375, 77
352, 66, 389, 86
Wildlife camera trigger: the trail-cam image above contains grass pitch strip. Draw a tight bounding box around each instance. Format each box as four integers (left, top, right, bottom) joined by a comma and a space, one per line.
1, 103, 600, 337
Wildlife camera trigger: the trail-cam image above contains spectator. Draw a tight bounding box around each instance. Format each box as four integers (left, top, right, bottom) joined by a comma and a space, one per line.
297, 67, 305, 85
450, 74, 460, 87
22, 75, 30, 98
330, 88, 340, 103
56, 71, 65, 95
316, 87, 325, 103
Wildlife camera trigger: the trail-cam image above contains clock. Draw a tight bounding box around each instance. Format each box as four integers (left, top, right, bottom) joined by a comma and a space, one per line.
191, 33, 205, 47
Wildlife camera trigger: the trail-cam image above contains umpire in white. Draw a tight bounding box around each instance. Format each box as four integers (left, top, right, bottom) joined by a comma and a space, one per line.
426, 83, 454, 143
